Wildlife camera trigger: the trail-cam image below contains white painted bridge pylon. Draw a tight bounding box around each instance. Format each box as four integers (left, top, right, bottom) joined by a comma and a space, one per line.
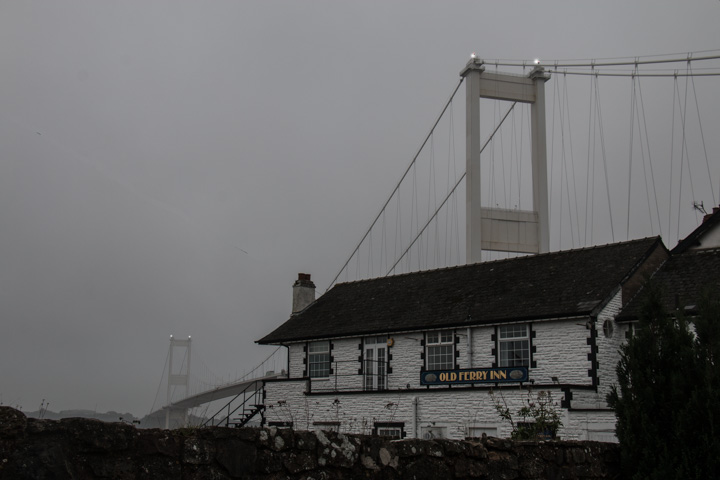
461, 58, 551, 263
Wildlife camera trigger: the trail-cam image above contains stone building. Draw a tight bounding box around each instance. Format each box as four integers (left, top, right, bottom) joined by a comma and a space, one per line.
257, 237, 669, 441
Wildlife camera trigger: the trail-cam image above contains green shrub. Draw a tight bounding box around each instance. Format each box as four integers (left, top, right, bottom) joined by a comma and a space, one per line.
608, 285, 720, 479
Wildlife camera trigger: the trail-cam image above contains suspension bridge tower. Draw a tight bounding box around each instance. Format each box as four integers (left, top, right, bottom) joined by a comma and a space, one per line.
461, 57, 551, 263
164, 335, 191, 429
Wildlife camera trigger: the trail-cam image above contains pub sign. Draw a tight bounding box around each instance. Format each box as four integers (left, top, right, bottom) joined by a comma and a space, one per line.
420, 367, 528, 385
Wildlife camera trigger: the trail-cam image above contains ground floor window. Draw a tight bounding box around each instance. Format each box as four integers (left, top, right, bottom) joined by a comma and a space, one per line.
467, 425, 497, 438
373, 422, 405, 439
421, 425, 447, 439
267, 421, 293, 428
313, 421, 340, 433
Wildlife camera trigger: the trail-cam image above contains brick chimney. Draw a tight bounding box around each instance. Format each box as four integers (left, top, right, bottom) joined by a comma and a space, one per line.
292, 273, 316, 314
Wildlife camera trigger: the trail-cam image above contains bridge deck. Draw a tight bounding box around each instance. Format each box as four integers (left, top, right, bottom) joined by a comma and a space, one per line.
166, 373, 286, 409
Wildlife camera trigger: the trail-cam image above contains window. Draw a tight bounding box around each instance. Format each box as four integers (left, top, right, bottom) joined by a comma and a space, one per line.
268, 421, 293, 428
467, 426, 498, 438
421, 425, 447, 439
373, 422, 404, 439
308, 341, 330, 378
364, 336, 387, 391
499, 325, 530, 367
602, 319, 614, 338
313, 421, 340, 433
426, 330, 454, 370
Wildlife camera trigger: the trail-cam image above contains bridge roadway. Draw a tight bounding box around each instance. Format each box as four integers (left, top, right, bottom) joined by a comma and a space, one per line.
166, 372, 286, 410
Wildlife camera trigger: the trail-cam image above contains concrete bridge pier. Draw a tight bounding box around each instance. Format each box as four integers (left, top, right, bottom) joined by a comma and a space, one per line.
164, 405, 189, 429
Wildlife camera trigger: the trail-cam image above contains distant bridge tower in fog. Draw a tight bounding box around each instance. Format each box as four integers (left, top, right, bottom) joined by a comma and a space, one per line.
165, 335, 191, 429
461, 57, 551, 263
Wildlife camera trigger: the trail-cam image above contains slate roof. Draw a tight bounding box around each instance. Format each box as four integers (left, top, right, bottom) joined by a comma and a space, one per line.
258, 237, 664, 344
616, 247, 720, 321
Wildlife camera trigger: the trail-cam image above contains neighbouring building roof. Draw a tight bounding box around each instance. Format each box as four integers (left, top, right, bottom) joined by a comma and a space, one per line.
258, 237, 665, 344
618, 207, 720, 321
617, 248, 720, 321
671, 205, 720, 254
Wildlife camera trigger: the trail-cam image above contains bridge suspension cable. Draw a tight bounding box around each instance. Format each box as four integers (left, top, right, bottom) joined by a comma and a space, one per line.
484, 51, 720, 69
327, 77, 465, 291
386, 102, 517, 276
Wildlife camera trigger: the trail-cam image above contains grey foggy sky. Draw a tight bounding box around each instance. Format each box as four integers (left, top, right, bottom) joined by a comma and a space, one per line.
1, 1, 719, 417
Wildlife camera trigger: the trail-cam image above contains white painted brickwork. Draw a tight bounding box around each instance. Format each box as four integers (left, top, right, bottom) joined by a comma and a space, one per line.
471, 326, 496, 368
288, 343, 305, 378
595, 291, 627, 403
271, 314, 631, 441
532, 319, 591, 385
264, 380, 310, 429
264, 381, 592, 440
565, 410, 618, 442
313, 338, 358, 392
455, 330, 467, 367
388, 333, 424, 389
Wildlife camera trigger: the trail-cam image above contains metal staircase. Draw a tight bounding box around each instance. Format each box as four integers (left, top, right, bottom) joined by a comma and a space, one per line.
201, 380, 265, 428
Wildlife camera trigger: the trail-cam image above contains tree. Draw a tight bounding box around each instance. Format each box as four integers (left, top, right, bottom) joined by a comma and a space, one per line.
608, 284, 720, 479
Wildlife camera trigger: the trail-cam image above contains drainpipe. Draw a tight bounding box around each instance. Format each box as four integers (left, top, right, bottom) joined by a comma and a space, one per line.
284, 344, 290, 377
467, 327, 473, 368
412, 396, 418, 438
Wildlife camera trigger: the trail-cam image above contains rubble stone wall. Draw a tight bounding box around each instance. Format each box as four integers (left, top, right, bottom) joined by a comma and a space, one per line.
0, 407, 620, 479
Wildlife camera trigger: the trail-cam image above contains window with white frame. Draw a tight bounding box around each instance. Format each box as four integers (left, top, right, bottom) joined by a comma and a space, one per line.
364, 336, 387, 391
374, 422, 404, 439
426, 330, 454, 370
308, 341, 330, 378
498, 324, 530, 367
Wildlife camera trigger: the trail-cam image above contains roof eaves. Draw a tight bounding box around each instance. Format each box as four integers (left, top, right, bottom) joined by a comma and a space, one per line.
256, 311, 596, 345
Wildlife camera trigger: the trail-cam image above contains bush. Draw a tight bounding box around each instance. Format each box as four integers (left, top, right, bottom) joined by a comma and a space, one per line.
491, 389, 562, 440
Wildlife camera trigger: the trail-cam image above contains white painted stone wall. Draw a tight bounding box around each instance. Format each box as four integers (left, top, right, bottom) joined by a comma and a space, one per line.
314, 337, 359, 392
565, 410, 618, 442
288, 343, 305, 378
286, 321, 594, 389
388, 332, 424, 389
532, 319, 591, 385
470, 326, 495, 368
270, 316, 630, 441
264, 380, 581, 440
264, 380, 311, 430
594, 291, 627, 407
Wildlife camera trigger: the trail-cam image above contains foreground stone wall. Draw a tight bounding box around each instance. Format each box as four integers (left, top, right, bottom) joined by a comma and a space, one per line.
0, 407, 620, 479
